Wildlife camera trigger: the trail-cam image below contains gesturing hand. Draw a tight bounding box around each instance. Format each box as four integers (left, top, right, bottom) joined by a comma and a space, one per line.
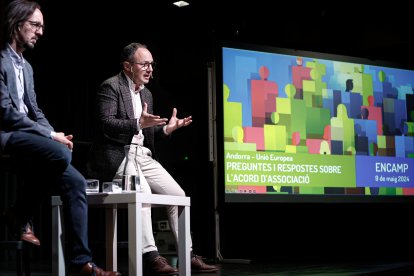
139, 103, 168, 129
165, 108, 192, 135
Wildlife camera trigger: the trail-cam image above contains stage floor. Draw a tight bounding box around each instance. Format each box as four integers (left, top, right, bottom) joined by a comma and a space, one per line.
1, 259, 414, 275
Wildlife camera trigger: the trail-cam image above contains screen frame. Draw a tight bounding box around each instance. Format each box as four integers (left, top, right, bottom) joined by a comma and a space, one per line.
215, 40, 414, 204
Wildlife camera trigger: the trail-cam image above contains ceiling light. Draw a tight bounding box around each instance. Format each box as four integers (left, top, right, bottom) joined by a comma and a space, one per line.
173, 1, 189, 7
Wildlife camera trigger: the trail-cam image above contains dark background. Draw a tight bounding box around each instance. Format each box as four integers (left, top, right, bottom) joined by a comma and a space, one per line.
2, 0, 414, 267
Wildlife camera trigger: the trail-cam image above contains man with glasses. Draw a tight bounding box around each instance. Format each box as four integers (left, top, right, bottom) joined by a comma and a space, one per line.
87, 42, 218, 275
0, 1, 120, 275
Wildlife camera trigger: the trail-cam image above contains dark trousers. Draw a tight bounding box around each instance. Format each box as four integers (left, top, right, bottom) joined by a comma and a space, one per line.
4, 131, 92, 266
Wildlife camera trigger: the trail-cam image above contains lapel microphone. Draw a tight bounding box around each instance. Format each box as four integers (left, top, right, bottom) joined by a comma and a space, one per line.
130, 67, 136, 83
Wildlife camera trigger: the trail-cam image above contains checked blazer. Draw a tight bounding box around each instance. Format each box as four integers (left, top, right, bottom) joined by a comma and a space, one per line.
87, 72, 167, 182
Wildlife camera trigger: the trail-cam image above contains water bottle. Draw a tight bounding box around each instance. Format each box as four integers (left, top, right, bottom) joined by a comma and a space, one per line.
122, 145, 140, 191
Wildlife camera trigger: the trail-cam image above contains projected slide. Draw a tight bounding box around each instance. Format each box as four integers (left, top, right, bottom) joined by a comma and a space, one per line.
222, 45, 414, 201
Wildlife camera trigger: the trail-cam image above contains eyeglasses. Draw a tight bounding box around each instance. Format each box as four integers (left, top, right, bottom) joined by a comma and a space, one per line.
131, 61, 156, 70
26, 20, 45, 32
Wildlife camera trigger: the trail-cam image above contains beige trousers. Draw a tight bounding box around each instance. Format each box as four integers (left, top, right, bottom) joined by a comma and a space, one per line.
114, 145, 193, 253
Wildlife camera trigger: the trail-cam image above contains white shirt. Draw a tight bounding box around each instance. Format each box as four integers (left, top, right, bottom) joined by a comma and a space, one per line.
126, 75, 145, 146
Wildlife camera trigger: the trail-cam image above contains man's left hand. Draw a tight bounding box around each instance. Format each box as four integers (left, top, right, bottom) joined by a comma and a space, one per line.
165, 108, 192, 135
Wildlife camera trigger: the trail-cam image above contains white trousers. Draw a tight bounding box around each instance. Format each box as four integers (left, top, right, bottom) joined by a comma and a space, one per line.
114, 145, 193, 253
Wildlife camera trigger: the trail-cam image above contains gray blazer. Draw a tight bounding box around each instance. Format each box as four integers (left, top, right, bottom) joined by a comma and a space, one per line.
0, 47, 53, 152
87, 72, 167, 182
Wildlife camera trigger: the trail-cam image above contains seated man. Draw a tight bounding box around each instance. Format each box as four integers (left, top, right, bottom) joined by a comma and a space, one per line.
87, 42, 218, 275
0, 1, 120, 275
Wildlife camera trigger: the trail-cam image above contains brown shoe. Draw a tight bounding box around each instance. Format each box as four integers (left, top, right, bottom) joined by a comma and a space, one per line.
147, 256, 178, 275
2, 209, 40, 246
69, 262, 121, 276
21, 223, 40, 246
191, 255, 218, 273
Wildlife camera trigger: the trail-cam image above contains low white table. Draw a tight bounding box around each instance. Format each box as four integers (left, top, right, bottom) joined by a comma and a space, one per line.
51, 192, 191, 276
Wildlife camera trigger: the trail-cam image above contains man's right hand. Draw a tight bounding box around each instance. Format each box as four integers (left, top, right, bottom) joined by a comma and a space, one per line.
139, 102, 167, 129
